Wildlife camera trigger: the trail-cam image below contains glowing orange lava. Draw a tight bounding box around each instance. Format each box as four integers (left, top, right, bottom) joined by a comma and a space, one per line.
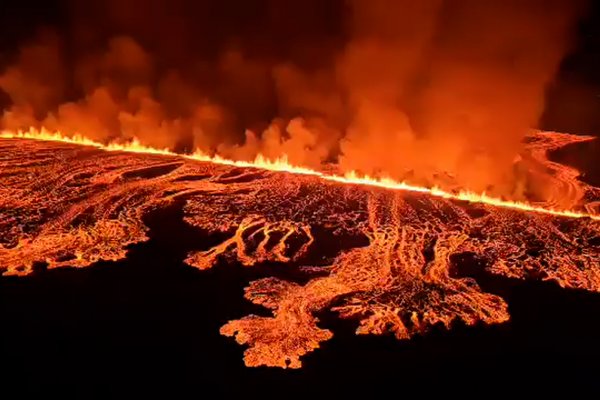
1, 127, 598, 221
1, 130, 599, 368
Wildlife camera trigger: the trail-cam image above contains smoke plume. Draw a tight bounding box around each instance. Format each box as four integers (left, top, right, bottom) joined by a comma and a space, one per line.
0, 0, 586, 196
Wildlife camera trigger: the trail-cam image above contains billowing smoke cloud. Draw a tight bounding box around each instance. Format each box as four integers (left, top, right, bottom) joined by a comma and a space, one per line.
337, 0, 585, 194
0, 0, 586, 196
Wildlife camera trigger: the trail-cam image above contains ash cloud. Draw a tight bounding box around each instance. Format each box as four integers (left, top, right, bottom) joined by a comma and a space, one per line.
0, 0, 586, 196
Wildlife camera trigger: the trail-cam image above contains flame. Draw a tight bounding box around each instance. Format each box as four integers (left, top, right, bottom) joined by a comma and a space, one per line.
1, 127, 598, 221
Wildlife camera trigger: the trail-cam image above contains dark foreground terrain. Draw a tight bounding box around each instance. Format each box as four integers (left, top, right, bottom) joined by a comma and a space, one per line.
2, 177, 600, 396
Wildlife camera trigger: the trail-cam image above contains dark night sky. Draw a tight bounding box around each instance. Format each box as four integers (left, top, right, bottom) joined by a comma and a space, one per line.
543, 0, 600, 134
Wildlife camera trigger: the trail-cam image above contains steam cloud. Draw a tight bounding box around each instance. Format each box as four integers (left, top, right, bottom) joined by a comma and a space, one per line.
0, 0, 585, 196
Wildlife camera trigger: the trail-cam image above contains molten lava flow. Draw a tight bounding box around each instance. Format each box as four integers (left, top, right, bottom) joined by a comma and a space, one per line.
1, 127, 599, 221
0, 129, 599, 369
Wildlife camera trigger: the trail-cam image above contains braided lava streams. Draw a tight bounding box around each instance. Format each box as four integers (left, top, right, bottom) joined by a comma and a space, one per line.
1, 130, 599, 368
